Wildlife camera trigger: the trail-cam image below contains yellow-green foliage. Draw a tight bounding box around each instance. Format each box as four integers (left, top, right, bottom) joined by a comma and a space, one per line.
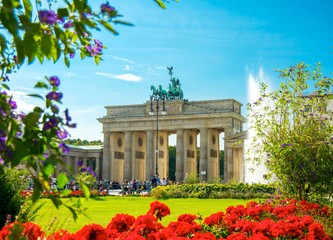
150, 182, 277, 199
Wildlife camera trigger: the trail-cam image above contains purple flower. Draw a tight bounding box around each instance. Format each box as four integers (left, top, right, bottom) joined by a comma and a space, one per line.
81, 12, 92, 20
101, 2, 116, 15
85, 44, 102, 57
38, 10, 58, 25
9, 99, 17, 109
57, 130, 68, 140
43, 117, 57, 130
64, 109, 72, 123
94, 39, 103, 48
46, 92, 63, 101
280, 143, 287, 148
59, 142, 70, 154
0, 157, 4, 165
49, 76, 60, 87
77, 160, 84, 167
64, 21, 73, 29
69, 49, 75, 59
82, 166, 97, 177
15, 131, 22, 137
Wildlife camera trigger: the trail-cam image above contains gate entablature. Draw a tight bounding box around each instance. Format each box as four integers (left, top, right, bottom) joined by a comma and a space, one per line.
98, 68, 247, 183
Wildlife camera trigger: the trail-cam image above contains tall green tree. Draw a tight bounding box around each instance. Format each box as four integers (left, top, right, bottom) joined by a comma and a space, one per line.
247, 62, 333, 200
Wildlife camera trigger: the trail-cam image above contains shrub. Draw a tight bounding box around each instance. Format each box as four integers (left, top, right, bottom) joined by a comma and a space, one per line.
0, 167, 29, 228
150, 182, 277, 200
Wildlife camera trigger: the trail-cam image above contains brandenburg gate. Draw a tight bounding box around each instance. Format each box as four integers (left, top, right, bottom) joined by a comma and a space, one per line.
98, 68, 246, 183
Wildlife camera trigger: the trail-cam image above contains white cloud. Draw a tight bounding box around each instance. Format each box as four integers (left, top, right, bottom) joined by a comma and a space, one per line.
95, 72, 143, 82
63, 72, 77, 78
114, 74, 142, 82
112, 56, 135, 64
123, 65, 132, 71
70, 106, 104, 117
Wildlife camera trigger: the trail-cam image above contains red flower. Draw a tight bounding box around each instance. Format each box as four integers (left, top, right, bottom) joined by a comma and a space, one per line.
75, 223, 107, 240
107, 213, 135, 233
248, 233, 270, 240
225, 233, 248, 240
177, 213, 197, 223
0, 222, 44, 240
192, 231, 216, 239
132, 214, 162, 238
47, 229, 75, 240
306, 222, 331, 240
204, 211, 225, 226
147, 201, 170, 220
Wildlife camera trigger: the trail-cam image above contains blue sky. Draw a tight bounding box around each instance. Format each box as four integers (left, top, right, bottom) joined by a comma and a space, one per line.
8, 0, 333, 141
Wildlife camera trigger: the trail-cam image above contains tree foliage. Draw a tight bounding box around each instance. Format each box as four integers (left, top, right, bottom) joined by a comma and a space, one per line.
247, 62, 333, 200
64, 138, 102, 146
0, 0, 172, 223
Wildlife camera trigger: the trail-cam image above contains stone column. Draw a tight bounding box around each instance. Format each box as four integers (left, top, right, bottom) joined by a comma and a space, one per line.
223, 128, 232, 183
227, 147, 234, 182
146, 130, 154, 180
124, 131, 132, 181
64, 155, 69, 174
73, 156, 79, 174
176, 129, 184, 182
200, 128, 208, 181
94, 155, 101, 179
102, 132, 111, 180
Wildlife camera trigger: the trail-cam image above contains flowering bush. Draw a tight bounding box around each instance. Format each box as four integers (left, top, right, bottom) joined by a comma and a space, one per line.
150, 183, 277, 199
0, 199, 332, 239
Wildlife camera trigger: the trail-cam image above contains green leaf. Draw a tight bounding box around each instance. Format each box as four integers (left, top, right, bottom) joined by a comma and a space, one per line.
50, 39, 61, 62
64, 205, 78, 222
113, 20, 134, 26
57, 8, 69, 18
23, 0, 32, 20
154, 0, 166, 9
24, 111, 41, 127
61, 189, 72, 197
11, 141, 28, 167
1, 83, 10, 90
34, 81, 48, 89
54, 26, 67, 44
37, 53, 45, 64
99, 20, 118, 35
81, 183, 90, 199
41, 34, 52, 58
64, 56, 70, 67
10, 0, 21, 8
32, 186, 41, 203
94, 55, 100, 65
23, 32, 37, 63
57, 173, 68, 189
50, 195, 62, 209
0, 34, 7, 54
33, 106, 43, 113
42, 163, 54, 176
14, 36, 25, 64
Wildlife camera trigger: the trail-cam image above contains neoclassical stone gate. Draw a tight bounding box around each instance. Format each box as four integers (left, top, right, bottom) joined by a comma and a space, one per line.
98, 99, 246, 183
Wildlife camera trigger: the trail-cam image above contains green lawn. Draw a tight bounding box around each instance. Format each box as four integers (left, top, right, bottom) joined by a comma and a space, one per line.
33, 196, 252, 233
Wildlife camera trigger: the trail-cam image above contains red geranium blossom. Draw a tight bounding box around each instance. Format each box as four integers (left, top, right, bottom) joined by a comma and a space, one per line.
75, 223, 107, 240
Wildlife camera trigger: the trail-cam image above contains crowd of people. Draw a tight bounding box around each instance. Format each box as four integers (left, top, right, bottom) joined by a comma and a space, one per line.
96, 176, 171, 195
27, 175, 172, 195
